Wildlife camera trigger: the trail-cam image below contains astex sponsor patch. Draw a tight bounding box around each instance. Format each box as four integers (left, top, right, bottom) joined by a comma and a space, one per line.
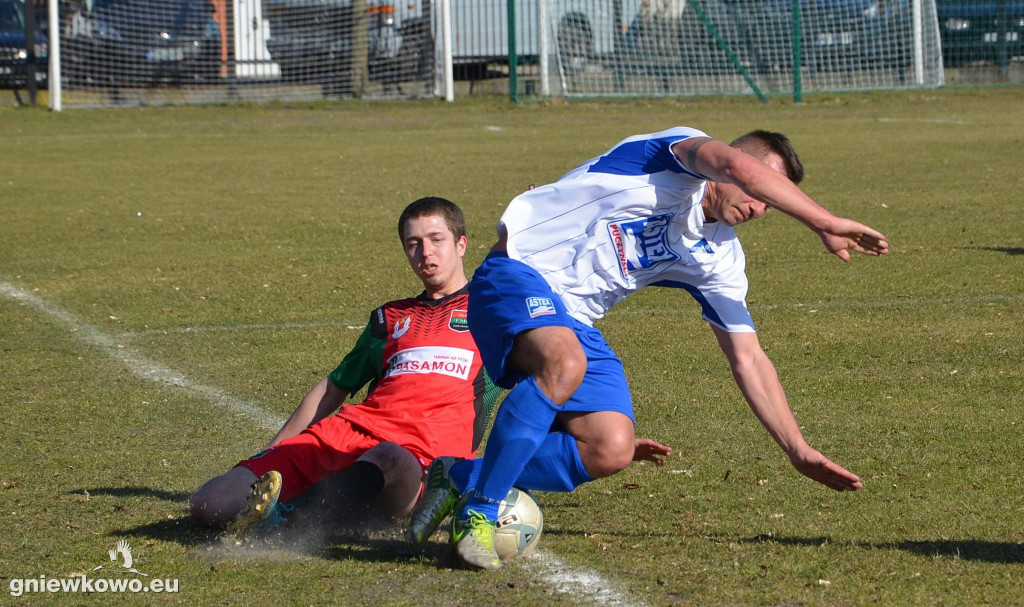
386, 346, 474, 380
526, 296, 556, 318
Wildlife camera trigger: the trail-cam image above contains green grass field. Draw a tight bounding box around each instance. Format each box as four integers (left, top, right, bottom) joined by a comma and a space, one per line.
1, 88, 1022, 606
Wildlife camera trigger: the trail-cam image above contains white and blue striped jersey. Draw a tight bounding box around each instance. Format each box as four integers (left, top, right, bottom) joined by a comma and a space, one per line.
500, 127, 755, 333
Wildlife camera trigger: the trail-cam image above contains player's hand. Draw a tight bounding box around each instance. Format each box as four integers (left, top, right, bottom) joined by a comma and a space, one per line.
789, 446, 863, 491
818, 217, 889, 262
633, 438, 672, 466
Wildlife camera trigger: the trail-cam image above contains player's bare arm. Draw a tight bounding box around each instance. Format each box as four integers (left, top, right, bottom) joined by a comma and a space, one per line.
672, 137, 888, 261
710, 326, 862, 492
267, 378, 349, 447
674, 137, 833, 226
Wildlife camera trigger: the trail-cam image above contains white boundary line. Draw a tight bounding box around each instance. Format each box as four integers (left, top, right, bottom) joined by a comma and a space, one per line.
1, 280, 644, 607
0, 282, 283, 432
116, 321, 362, 338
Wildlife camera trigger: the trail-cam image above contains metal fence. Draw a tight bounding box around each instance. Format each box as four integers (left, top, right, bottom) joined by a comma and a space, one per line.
554, 0, 946, 99
3, 0, 1023, 108
46, 0, 439, 108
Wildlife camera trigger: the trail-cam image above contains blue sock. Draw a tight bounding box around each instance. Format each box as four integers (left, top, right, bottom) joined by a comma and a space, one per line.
518, 432, 594, 492
458, 376, 559, 520
449, 433, 592, 494
448, 458, 474, 494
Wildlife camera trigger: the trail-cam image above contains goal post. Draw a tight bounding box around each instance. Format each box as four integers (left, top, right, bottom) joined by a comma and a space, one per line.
48, 0, 61, 111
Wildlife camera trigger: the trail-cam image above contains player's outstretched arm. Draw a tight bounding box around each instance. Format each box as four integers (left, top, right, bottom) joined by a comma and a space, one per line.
710, 326, 862, 492
633, 438, 672, 466
673, 137, 888, 261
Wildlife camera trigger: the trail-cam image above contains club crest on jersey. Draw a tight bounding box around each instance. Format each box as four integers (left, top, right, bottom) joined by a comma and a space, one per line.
392, 316, 411, 339
526, 297, 556, 318
449, 309, 469, 332
607, 213, 679, 278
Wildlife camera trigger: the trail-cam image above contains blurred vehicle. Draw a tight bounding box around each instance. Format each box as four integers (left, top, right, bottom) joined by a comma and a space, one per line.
447, 0, 628, 77
262, 0, 630, 85
936, 0, 1024, 66
0, 0, 47, 89
762, 0, 911, 71
262, 0, 354, 84
62, 0, 220, 86
620, 0, 910, 76
262, 0, 431, 89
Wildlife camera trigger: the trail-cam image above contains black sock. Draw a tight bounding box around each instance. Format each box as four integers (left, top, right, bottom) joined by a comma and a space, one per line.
289, 461, 386, 524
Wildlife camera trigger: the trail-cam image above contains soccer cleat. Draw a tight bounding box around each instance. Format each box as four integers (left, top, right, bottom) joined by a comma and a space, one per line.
452, 507, 501, 570
406, 456, 463, 550
227, 470, 283, 539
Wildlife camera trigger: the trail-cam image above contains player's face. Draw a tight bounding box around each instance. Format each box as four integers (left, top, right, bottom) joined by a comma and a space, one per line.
704, 152, 785, 227
402, 214, 467, 297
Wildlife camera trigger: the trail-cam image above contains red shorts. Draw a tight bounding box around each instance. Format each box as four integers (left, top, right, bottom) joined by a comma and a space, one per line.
236, 416, 426, 502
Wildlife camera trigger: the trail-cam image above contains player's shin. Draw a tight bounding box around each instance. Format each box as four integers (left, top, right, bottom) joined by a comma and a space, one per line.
458, 376, 559, 521
515, 432, 593, 492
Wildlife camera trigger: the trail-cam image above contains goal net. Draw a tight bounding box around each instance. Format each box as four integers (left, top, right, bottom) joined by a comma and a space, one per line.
55, 0, 437, 108
550, 0, 944, 98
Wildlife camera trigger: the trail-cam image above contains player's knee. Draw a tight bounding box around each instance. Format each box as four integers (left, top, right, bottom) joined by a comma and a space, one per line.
536, 345, 586, 405
583, 431, 635, 479
511, 326, 587, 405
358, 443, 422, 517
189, 467, 253, 526
189, 485, 220, 526
359, 441, 419, 481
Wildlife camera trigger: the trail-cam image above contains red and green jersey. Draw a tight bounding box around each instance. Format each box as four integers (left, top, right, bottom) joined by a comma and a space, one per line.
327, 287, 499, 463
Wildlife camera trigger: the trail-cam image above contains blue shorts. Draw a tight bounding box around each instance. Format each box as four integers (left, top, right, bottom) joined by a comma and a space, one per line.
468, 253, 634, 421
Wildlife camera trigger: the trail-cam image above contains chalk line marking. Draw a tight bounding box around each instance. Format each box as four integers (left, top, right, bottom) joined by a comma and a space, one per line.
525, 553, 642, 607
116, 320, 361, 338
0, 281, 283, 432
0, 280, 644, 607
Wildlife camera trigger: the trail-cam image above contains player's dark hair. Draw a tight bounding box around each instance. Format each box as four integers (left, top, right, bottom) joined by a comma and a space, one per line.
398, 197, 467, 242
731, 130, 804, 185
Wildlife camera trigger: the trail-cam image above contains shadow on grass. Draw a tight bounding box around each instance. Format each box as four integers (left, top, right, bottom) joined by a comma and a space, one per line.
745, 535, 1024, 564
101, 499, 449, 567
70, 485, 211, 548
962, 246, 1024, 256
70, 486, 191, 503
114, 516, 211, 548
541, 527, 676, 539
70, 485, 455, 567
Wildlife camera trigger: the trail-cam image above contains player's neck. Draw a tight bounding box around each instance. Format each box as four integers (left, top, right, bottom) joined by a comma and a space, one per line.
424, 275, 468, 300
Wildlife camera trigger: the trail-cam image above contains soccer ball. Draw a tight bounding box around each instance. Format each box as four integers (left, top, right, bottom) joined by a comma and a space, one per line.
493, 488, 544, 560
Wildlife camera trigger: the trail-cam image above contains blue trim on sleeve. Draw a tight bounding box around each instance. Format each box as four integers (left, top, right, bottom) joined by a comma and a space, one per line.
587, 136, 705, 179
